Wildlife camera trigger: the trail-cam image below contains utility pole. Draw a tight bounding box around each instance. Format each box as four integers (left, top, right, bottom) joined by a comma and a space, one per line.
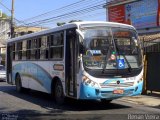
11, 0, 14, 38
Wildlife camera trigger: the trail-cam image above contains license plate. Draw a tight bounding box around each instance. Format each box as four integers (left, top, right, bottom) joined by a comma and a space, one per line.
113, 89, 124, 94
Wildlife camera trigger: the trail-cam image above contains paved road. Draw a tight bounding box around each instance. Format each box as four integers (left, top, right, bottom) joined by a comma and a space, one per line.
0, 82, 160, 120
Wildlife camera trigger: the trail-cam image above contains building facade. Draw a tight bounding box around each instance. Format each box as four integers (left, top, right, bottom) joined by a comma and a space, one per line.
14, 26, 48, 37
105, 0, 160, 35
0, 19, 10, 47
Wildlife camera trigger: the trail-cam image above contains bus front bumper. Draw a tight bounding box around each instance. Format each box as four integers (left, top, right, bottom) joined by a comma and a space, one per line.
79, 81, 143, 100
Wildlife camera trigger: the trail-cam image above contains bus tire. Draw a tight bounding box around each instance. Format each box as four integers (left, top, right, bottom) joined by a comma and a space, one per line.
54, 80, 65, 105
101, 99, 112, 104
15, 74, 23, 93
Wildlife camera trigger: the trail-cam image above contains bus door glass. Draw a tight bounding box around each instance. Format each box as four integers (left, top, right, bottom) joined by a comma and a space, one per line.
66, 29, 77, 97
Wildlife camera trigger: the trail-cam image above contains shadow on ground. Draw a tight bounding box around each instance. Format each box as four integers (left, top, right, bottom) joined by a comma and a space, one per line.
0, 82, 130, 119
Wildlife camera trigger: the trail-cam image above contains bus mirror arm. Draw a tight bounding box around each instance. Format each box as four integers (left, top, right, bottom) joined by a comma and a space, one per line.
77, 55, 82, 72
76, 29, 84, 40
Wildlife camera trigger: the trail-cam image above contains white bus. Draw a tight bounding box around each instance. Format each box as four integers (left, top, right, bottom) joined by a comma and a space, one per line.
6, 21, 143, 104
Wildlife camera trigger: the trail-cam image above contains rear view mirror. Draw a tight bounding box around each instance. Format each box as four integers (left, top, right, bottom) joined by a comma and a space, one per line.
132, 37, 138, 46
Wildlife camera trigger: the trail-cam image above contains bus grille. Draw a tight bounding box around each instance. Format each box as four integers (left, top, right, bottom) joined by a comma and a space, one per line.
101, 89, 134, 97
100, 82, 134, 88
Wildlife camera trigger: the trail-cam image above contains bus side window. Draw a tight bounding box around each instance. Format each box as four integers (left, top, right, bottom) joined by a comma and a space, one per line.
50, 32, 64, 59
22, 40, 26, 60
49, 35, 54, 59
17, 42, 22, 60
31, 39, 36, 60
45, 49, 49, 59
12, 43, 15, 60
41, 36, 48, 60
45, 36, 50, 59
36, 38, 41, 59
26, 40, 31, 59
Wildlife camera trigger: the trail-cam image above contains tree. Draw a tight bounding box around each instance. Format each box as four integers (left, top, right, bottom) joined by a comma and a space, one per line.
0, 13, 9, 19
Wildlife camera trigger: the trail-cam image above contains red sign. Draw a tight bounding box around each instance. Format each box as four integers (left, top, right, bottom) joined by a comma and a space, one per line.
113, 89, 124, 94
108, 5, 126, 23
157, 0, 160, 26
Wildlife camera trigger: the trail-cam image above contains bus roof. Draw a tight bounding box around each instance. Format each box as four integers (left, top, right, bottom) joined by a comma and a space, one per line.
7, 21, 136, 43
74, 21, 135, 29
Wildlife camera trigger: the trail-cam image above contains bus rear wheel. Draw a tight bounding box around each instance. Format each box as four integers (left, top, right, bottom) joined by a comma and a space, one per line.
54, 80, 65, 105
15, 74, 23, 92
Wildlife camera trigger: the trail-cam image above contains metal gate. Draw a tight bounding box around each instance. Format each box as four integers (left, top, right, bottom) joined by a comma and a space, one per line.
143, 37, 160, 92
146, 53, 160, 92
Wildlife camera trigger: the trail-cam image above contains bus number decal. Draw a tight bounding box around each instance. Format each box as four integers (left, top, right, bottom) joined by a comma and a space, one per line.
53, 64, 64, 71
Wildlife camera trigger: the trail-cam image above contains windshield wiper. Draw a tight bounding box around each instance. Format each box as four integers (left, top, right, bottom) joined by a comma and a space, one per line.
115, 41, 132, 73
102, 45, 111, 73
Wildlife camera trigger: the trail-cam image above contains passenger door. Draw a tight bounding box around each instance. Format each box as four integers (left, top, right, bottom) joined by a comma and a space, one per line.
65, 29, 78, 98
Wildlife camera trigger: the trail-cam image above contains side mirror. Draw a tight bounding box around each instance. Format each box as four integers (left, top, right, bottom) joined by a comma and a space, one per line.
132, 37, 138, 46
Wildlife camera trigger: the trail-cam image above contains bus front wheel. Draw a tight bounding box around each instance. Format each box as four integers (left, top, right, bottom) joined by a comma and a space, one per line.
15, 74, 23, 92
54, 80, 65, 105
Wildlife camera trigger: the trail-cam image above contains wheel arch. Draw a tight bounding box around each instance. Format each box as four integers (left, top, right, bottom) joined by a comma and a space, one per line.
14, 72, 20, 84
51, 76, 63, 96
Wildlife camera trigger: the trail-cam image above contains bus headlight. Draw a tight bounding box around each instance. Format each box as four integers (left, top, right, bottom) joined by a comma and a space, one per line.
82, 76, 99, 88
137, 77, 143, 83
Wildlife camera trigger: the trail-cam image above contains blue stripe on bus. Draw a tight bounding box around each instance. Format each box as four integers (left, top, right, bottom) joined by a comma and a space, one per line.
79, 81, 143, 100
12, 62, 52, 93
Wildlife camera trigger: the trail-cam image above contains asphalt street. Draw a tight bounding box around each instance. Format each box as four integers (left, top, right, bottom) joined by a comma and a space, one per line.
0, 82, 160, 120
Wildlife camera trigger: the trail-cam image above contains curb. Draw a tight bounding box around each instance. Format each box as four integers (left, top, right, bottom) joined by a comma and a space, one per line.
119, 95, 160, 108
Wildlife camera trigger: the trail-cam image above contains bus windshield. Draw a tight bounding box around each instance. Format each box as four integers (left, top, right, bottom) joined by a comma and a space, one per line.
81, 27, 142, 71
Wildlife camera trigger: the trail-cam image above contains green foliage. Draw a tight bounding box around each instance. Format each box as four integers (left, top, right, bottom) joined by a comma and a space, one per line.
0, 13, 9, 19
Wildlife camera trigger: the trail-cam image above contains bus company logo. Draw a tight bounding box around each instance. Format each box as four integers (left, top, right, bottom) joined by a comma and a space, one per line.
53, 64, 64, 71
117, 80, 120, 84
103, 79, 117, 84
103, 79, 124, 85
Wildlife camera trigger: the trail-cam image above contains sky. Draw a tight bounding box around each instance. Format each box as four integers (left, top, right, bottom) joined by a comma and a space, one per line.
0, 0, 108, 27
1, 0, 82, 20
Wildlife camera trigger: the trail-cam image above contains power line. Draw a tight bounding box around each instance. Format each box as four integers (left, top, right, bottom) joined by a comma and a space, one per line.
19, 3, 105, 26
22, 0, 88, 22
18, 0, 105, 25
0, 0, 106, 37
40, 11, 105, 26
0, 1, 11, 12
13, 0, 106, 31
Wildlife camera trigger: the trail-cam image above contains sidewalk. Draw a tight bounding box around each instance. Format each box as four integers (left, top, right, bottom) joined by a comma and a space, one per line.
120, 91, 160, 109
